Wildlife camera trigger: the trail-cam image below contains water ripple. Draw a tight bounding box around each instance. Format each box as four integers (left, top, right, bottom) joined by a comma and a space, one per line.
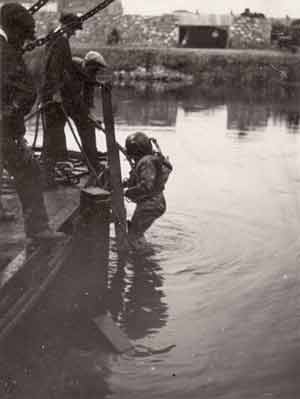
147, 210, 290, 279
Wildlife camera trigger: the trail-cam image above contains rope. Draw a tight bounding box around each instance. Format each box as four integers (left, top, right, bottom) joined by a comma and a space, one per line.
88, 113, 133, 167
32, 106, 41, 148
59, 103, 101, 185
25, 101, 53, 123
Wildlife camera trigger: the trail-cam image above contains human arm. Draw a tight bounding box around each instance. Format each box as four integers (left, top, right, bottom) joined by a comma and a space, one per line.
1, 43, 36, 116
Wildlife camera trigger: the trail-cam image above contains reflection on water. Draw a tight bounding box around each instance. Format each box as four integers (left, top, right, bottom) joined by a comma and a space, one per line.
94, 86, 178, 128
26, 84, 300, 140
108, 85, 300, 136
105, 251, 168, 341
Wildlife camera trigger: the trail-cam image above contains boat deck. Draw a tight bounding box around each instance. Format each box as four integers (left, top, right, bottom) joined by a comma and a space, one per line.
0, 184, 81, 271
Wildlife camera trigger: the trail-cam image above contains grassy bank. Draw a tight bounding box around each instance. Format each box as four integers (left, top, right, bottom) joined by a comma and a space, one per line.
73, 45, 300, 88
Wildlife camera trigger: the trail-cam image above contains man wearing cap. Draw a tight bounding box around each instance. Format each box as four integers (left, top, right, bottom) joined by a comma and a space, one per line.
41, 12, 84, 185
67, 50, 109, 174
0, 3, 63, 241
43, 46, 108, 180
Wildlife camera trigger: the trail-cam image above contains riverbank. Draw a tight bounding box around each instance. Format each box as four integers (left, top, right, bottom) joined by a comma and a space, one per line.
73, 46, 300, 88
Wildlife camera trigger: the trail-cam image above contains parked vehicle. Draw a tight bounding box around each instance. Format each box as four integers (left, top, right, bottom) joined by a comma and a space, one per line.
272, 20, 300, 53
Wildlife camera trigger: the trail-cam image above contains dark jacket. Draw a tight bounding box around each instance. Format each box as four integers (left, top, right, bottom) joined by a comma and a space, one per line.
71, 57, 98, 109
0, 34, 36, 138
42, 33, 89, 116
42, 33, 73, 101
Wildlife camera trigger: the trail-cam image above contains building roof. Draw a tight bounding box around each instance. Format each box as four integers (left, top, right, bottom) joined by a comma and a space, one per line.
176, 12, 234, 27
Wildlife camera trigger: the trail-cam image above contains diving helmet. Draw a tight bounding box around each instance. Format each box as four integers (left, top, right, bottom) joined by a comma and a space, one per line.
125, 132, 153, 158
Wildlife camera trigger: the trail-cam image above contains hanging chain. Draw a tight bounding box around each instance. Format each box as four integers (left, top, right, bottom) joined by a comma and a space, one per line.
79, 0, 115, 22
23, 0, 116, 53
28, 0, 51, 15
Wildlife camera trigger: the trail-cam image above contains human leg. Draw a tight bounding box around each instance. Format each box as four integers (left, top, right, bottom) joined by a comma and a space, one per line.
4, 137, 63, 240
0, 135, 15, 221
42, 104, 68, 187
42, 103, 68, 162
129, 194, 166, 240
71, 112, 99, 172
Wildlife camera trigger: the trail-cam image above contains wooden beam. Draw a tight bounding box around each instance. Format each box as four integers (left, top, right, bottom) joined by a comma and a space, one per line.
101, 83, 129, 253
93, 313, 133, 353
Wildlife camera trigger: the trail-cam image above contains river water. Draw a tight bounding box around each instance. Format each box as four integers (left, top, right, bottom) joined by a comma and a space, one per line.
9, 85, 300, 398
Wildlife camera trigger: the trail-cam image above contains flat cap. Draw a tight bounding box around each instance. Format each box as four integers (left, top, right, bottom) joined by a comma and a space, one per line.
84, 51, 108, 68
59, 12, 83, 30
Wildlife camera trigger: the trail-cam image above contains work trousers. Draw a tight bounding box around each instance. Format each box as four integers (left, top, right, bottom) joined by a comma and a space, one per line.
129, 193, 166, 239
42, 103, 68, 163
2, 137, 49, 237
42, 102, 98, 171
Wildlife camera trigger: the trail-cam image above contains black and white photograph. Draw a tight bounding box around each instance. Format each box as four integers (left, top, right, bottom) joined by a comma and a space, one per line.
1, 0, 300, 397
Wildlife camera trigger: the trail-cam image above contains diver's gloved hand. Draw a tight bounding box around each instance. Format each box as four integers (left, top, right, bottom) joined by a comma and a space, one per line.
124, 186, 140, 201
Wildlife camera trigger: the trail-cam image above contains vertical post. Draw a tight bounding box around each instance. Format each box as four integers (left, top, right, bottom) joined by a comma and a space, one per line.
101, 83, 129, 252
0, 119, 3, 211
57, 0, 67, 13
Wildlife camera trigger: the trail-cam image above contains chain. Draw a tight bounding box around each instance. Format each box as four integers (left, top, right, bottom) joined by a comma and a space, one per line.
28, 0, 51, 15
79, 0, 115, 22
23, 0, 116, 53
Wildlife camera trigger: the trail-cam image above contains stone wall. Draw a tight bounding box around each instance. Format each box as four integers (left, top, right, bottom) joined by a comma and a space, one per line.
73, 14, 179, 47
228, 16, 272, 49
33, 8, 178, 48
30, 7, 273, 50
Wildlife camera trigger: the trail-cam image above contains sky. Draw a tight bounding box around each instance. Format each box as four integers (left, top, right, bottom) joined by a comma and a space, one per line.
122, 0, 300, 18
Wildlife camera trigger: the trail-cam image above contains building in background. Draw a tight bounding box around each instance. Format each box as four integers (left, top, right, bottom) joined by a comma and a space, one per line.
175, 12, 233, 48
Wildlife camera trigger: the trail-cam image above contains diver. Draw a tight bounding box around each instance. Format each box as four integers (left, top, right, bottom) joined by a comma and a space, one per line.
123, 132, 173, 249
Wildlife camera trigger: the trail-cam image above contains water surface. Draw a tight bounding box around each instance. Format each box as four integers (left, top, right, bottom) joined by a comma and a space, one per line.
11, 85, 300, 398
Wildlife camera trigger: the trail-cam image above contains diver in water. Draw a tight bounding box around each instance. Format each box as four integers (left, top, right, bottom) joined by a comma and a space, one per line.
124, 132, 173, 249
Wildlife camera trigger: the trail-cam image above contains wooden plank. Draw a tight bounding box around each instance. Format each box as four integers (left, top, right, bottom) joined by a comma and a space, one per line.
0, 184, 111, 344
0, 200, 80, 292
93, 313, 133, 353
0, 196, 80, 340
0, 237, 73, 342
101, 83, 129, 252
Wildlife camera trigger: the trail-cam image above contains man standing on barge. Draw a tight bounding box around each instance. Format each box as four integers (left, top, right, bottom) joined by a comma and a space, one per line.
71, 50, 109, 177
41, 12, 94, 186
0, 2, 63, 242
